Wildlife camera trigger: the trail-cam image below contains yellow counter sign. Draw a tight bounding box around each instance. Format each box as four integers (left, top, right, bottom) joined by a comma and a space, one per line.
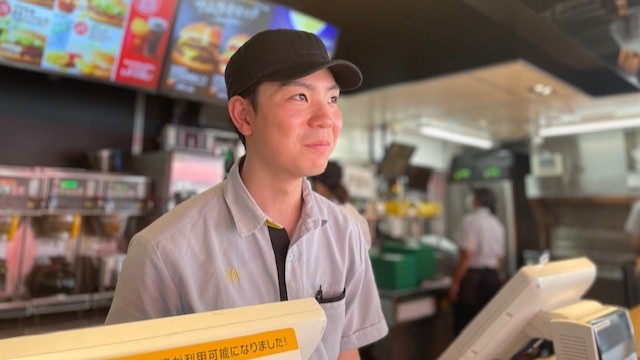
114, 328, 300, 360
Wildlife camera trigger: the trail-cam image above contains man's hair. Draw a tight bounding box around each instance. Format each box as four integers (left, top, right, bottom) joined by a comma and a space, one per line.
232, 82, 260, 147
473, 187, 497, 214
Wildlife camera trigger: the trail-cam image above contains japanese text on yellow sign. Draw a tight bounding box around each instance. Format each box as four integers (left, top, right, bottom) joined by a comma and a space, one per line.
114, 328, 299, 360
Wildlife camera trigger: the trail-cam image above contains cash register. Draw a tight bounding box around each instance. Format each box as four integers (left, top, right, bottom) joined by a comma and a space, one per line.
0, 298, 326, 360
439, 257, 637, 360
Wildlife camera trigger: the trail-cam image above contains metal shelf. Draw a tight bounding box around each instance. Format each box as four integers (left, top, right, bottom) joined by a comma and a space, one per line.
0, 292, 113, 320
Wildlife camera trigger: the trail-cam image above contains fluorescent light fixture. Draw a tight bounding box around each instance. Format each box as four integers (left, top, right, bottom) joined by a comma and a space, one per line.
539, 117, 640, 137
419, 126, 494, 149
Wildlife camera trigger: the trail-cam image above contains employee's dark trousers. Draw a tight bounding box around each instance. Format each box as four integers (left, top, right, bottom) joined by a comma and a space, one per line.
453, 268, 502, 335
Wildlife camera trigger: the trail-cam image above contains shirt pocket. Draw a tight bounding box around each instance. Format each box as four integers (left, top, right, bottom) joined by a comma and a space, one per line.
318, 295, 346, 357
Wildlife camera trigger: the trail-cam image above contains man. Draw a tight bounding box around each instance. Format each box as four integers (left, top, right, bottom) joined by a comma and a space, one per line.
105, 29, 388, 359
449, 188, 504, 335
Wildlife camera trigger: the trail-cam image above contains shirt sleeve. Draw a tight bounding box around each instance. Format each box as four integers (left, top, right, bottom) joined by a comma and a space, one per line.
339, 220, 388, 352
497, 222, 506, 257
104, 233, 181, 325
458, 215, 477, 252
342, 203, 372, 250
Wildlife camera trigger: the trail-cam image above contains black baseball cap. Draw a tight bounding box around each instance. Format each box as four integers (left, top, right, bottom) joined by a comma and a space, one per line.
225, 29, 363, 98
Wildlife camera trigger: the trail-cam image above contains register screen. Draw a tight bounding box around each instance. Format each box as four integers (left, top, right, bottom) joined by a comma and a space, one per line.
592, 309, 636, 360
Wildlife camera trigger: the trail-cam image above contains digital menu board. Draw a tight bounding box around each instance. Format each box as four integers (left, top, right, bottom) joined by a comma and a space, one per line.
160, 0, 339, 103
0, 0, 176, 90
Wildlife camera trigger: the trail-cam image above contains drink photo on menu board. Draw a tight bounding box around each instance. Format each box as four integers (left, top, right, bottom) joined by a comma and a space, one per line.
0, 0, 176, 90
114, 0, 176, 88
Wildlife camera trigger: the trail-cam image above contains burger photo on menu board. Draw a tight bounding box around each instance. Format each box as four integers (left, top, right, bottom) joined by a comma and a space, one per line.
217, 33, 250, 75
76, 51, 115, 79
0, 29, 46, 65
171, 22, 221, 73
19, 0, 54, 8
88, 0, 127, 27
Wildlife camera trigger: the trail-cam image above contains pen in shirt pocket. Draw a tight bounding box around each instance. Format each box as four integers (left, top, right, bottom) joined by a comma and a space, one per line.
315, 285, 346, 304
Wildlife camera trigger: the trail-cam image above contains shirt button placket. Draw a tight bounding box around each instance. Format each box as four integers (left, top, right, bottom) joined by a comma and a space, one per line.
286, 250, 299, 298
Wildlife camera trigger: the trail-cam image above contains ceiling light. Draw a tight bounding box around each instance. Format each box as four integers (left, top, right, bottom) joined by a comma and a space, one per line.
529, 83, 554, 96
539, 117, 640, 137
419, 126, 494, 149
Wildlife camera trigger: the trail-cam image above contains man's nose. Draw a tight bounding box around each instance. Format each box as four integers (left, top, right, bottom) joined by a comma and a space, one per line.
309, 102, 334, 128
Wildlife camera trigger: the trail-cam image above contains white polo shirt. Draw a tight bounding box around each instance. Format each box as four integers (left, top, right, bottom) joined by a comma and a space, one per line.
458, 207, 505, 269
105, 159, 388, 359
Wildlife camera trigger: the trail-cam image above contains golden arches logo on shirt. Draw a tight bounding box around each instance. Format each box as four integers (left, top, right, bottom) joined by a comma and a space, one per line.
226, 267, 241, 283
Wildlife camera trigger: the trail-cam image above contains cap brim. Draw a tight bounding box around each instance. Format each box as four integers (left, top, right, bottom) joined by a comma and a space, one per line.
262, 59, 363, 91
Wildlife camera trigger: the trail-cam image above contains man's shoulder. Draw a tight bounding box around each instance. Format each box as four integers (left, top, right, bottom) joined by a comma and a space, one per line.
311, 191, 351, 222
140, 182, 227, 243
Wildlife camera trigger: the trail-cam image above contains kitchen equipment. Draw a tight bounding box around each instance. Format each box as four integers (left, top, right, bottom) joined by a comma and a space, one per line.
0, 260, 7, 300
99, 253, 125, 291
92, 173, 151, 292
0, 165, 43, 305
17, 168, 152, 313
446, 149, 538, 276
87, 148, 126, 173
134, 150, 225, 226
28, 256, 76, 298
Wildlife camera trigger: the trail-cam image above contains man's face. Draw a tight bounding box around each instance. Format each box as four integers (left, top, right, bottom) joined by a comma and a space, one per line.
246, 68, 343, 179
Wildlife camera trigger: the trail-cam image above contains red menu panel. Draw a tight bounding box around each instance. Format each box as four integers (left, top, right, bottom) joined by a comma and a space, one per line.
114, 0, 175, 88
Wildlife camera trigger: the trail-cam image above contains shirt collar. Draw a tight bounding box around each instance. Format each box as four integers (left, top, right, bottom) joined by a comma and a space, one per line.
224, 157, 325, 238
298, 178, 325, 237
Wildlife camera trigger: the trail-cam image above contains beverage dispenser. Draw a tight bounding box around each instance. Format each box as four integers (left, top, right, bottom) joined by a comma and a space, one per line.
0, 165, 152, 318
24, 168, 103, 313
0, 165, 42, 307
93, 173, 151, 294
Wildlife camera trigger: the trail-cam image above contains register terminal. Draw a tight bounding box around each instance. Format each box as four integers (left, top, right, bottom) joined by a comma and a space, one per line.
0, 298, 326, 360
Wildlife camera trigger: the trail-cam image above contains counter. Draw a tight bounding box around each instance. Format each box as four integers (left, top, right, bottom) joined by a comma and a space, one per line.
362, 277, 453, 360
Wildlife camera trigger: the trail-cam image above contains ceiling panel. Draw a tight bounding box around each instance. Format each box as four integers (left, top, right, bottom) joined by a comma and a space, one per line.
341, 59, 640, 143
263, 1, 640, 145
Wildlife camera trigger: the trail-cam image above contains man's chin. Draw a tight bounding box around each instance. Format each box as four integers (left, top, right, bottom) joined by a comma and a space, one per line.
306, 160, 330, 177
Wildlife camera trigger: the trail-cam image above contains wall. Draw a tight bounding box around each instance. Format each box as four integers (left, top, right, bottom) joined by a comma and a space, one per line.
0, 64, 466, 172
331, 123, 464, 170
527, 130, 629, 197
527, 130, 638, 306
0, 66, 175, 169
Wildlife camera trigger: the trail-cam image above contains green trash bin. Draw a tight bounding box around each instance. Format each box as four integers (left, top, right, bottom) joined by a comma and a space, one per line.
382, 240, 437, 281
370, 252, 419, 290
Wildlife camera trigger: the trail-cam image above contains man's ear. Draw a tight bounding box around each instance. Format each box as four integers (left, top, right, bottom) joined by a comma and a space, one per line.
228, 95, 253, 137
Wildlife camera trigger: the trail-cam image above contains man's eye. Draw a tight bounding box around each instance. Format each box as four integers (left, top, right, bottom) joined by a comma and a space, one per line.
329, 96, 339, 104
294, 94, 308, 101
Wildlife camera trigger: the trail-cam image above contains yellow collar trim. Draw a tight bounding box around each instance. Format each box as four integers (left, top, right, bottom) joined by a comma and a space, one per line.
265, 218, 284, 229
